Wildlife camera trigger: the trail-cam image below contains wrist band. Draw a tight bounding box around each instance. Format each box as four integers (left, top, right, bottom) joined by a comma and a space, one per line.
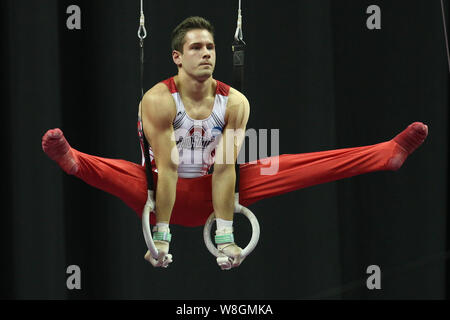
215, 233, 234, 245
153, 231, 172, 242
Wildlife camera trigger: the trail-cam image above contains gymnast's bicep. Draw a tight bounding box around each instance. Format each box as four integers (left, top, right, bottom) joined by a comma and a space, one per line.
215, 94, 250, 168
141, 93, 178, 172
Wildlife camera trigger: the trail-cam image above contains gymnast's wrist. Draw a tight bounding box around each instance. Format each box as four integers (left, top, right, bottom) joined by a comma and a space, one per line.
215, 226, 234, 246
153, 222, 172, 243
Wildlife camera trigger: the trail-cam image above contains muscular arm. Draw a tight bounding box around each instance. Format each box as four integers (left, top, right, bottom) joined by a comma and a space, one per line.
212, 92, 250, 220
141, 89, 178, 224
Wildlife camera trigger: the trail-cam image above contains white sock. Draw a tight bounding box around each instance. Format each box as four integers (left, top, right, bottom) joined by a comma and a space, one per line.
216, 218, 233, 233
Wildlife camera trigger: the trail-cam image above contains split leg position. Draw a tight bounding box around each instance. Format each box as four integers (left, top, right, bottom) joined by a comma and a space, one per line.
42, 122, 428, 266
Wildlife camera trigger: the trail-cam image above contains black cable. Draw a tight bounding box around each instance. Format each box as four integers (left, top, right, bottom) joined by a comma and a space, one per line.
139, 41, 155, 193
441, 0, 450, 73
232, 38, 246, 193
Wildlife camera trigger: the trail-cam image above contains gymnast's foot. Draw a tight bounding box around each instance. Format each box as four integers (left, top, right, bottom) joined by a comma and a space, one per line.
42, 128, 79, 175
387, 122, 428, 171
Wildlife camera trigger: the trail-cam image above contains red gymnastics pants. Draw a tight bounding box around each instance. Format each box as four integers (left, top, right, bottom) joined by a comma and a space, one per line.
70, 139, 409, 227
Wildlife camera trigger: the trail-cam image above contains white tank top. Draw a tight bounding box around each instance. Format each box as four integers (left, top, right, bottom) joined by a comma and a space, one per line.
138, 77, 230, 178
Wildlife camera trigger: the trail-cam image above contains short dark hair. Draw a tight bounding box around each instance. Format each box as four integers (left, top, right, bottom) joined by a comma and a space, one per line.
171, 16, 215, 53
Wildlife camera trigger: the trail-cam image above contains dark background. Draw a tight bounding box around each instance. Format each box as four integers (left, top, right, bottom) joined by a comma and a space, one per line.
1, 0, 448, 299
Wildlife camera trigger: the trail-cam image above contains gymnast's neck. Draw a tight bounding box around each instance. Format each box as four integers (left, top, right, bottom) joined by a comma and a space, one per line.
174, 73, 216, 102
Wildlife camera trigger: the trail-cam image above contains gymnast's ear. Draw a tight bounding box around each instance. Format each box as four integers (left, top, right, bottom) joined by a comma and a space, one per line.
172, 50, 182, 68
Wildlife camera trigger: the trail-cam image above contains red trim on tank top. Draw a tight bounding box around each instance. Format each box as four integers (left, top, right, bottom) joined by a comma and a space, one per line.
161, 77, 178, 94
215, 80, 230, 96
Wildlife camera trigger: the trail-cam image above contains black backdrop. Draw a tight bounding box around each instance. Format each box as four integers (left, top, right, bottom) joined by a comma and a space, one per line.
1, 0, 448, 299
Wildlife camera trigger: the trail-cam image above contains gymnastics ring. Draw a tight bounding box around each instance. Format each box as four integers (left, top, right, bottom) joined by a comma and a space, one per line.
203, 194, 260, 264
141, 190, 159, 260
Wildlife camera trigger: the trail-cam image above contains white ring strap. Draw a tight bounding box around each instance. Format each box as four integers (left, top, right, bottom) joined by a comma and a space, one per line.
137, 0, 147, 41
234, 0, 244, 42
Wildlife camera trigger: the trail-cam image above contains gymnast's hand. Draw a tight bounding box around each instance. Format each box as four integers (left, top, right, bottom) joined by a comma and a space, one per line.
144, 225, 173, 268
217, 242, 244, 270
144, 242, 172, 268
214, 226, 244, 270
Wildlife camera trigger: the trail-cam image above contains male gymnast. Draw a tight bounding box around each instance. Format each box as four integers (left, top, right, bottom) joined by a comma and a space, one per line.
42, 16, 429, 269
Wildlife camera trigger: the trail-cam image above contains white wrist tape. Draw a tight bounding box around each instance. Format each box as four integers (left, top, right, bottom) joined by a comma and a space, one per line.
216, 218, 233, 231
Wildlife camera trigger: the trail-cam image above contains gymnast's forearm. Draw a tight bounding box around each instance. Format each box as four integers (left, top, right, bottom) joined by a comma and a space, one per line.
155, 168, 178, 224
212, 165, 235, 221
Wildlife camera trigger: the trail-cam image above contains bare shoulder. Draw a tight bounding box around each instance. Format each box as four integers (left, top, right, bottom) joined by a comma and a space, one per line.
225, 87, 250, 128
144, 82, 175, 110
140, 82, 176, 124
227, 87, 250, 109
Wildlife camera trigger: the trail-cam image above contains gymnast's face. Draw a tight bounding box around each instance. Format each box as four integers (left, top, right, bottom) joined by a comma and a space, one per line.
173, 29, 216, 81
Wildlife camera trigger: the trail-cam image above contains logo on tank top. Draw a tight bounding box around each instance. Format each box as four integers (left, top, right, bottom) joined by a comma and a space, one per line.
174, 123, 223, 166
178, 126, 216, 149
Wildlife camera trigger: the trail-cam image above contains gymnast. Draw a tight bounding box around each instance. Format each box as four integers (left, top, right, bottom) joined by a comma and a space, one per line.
42, 16, 428, 269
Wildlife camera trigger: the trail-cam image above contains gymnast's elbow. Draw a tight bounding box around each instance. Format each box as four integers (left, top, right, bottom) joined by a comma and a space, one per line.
157, 162, 178, 178
212, 162, 235, 177
155, 155, 178, 181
